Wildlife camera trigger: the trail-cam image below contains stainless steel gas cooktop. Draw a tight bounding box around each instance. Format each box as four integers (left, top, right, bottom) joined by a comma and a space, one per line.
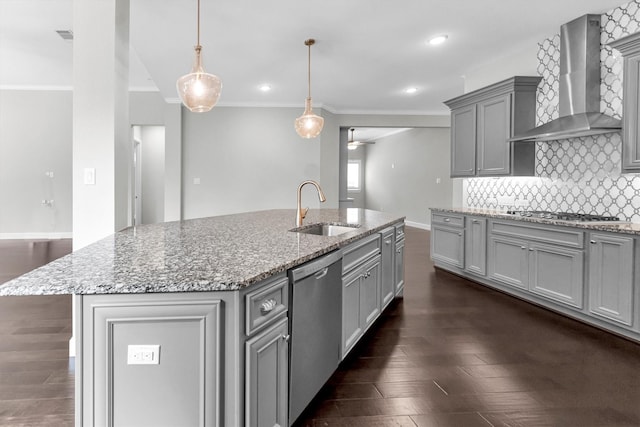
505, 210, 620, 222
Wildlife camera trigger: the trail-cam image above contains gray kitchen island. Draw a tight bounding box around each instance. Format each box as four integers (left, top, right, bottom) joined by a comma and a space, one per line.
0, 208, 406, 427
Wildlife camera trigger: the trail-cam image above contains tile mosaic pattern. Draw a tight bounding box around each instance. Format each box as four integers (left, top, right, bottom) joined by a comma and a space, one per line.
466, 0, 640, 222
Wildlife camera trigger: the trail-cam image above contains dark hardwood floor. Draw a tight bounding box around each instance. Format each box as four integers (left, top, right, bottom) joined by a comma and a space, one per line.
0, 239, 73, 426
2, 231, 640, 426
293, 228, 640, 427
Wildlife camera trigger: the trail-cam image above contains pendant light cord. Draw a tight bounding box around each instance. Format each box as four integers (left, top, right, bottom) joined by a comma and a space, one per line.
307, 42, 311, 99
196, 0, 201, 47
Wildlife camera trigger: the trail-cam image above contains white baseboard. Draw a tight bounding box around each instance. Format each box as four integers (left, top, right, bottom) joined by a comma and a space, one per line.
405, 220, 430, 230
0, 232, 72, 240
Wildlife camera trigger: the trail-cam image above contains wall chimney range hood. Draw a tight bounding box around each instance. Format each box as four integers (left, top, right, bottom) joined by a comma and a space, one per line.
510, 14, 621, 142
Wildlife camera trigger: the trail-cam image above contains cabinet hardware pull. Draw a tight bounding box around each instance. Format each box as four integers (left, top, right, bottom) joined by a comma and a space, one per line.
458, 232, 462, 236
529, 248, 534, 251
590, 240, 596, 244
385, 239, 392, 245
444, 218, 450, 222
521, 246, 526, 250
260, 299, 278, 314
281, 334, 290, 342
396, 249, 401, 253
472, 219, 479, 223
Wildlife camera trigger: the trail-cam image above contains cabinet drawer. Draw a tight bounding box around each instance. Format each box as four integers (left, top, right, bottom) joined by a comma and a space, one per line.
245, 275, 289, 336
432, 212, 464, 228
343, 233, 381, 275
490, 220, 584, 249
394, 223, 405, 241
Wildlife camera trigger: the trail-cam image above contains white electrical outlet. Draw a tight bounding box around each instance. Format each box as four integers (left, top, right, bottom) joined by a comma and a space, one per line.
127, 345, 160, 365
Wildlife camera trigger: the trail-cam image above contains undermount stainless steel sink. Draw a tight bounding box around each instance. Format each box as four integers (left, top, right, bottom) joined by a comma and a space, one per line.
291, 223, 360, 237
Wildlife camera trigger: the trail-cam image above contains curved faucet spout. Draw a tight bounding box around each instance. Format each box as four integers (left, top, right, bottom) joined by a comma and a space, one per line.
296, 180, 326, 227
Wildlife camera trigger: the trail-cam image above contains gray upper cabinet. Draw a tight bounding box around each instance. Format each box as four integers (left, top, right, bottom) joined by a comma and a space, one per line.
477, 94, 511, 176
588, 233, 635, 327
450, 105, 477, 176
445, 76, 541, 177
609, 32, 640, 172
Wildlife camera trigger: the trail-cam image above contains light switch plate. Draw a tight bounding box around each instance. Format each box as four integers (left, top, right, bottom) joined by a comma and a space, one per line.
83, 168, 96, 185
127, 345, 160, 365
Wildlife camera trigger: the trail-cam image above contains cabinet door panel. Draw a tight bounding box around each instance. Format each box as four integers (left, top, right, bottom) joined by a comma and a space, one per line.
488, 236, 528, 290
451, 105, 477, 177
361, 257, 381, 331
529, 243, 584, 309
380, 234, 395, 309
431, 226, 464, 268
342, 270, 362, 357
623, 56, 640, 171
589, 234, 634, 326
477, 94, 512, 176
246, 318, 288, 427
395, 239, 405, 296
465, 217, 487, 276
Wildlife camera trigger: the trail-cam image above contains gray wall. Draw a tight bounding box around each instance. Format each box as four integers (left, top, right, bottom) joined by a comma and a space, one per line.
182, 107, 323, 220
364, 127, 452, 227
0, 90, 73, 237
0, 88, 451, 235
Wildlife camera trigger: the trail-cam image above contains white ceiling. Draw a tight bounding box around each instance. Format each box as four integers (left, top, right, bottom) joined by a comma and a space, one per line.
0, 0, 625, 115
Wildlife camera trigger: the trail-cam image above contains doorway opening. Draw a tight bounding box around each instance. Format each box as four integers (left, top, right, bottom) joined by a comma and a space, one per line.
131, 125, 165, 226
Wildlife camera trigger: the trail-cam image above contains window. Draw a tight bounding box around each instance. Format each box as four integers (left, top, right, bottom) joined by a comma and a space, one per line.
347, 160, 361, 192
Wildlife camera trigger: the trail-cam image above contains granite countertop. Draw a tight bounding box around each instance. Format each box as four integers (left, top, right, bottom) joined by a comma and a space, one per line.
430, 207, 640, 235
0, 209, 404, 296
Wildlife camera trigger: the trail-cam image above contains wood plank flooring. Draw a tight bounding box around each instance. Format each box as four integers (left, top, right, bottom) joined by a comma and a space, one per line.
2, 231, 640, 426
0, 239, 73, 426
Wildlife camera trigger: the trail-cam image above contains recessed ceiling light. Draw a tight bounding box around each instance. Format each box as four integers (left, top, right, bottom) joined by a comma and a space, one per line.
404, 87, 418, 94
428, 35, 448, 46
259, 84, 272, 92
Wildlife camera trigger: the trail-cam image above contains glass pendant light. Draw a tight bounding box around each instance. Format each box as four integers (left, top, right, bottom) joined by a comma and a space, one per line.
295, 39, 324, 138
176, 0, 222, 113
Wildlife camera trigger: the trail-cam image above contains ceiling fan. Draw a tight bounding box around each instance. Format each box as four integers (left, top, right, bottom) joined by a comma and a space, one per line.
347, 128, 376, 150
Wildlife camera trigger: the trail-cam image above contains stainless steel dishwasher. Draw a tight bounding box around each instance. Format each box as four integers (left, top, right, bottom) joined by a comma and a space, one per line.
288, 249, 342, 425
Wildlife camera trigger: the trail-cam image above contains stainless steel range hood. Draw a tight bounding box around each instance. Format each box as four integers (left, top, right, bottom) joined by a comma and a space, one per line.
510, 14, 621, 142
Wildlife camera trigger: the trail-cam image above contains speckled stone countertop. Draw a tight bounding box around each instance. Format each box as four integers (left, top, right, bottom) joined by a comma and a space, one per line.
430, 207, 640, 235
0, 209, 404, 296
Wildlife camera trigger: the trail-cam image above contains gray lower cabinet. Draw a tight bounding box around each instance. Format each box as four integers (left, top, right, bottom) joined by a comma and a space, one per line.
464, 216, 487, 275
588, 233, 635, 327
431, 225, 464, 268
395, 237, 405, 296
342, 255, 381, 357
380, 227, 396, 309
77, 293, 225, 427
245, 317, 289, 427
528, 242, 584, 309
488, 235, 529, 290
609, 32, 640, 172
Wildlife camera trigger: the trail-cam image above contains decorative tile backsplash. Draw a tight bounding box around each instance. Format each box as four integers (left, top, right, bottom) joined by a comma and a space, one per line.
465, 0, 640, 222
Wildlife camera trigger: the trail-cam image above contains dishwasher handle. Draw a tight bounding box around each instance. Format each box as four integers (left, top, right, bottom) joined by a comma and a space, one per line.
289, 249, 342, 282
